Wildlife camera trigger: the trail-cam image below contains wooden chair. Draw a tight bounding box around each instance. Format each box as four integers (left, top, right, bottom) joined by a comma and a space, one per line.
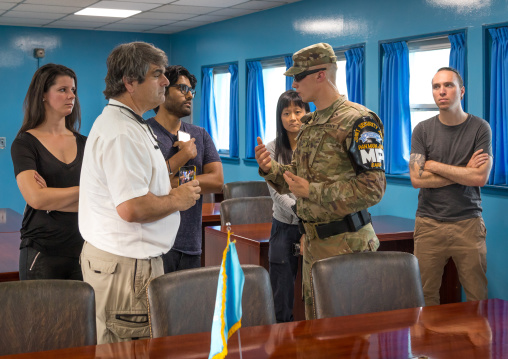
311, 251, 425, 319
147, 265, 275, 337
0, 280, 96, 355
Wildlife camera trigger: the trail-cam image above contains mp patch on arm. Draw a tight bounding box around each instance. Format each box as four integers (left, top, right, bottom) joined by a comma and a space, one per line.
348, 117, 385, 173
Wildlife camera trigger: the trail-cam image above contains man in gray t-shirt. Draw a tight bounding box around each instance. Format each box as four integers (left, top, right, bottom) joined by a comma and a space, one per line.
409, 67, 492, 306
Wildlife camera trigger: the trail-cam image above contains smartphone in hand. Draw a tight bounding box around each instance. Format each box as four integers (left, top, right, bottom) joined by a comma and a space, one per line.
179, 165, 196, 185
177, 130, 191, 142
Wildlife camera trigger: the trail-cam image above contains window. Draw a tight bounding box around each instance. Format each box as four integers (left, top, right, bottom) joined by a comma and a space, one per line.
408, 37, 451, 130
334, 51, 348, 98
261, 61, 286, 143
213, 67, 231, 152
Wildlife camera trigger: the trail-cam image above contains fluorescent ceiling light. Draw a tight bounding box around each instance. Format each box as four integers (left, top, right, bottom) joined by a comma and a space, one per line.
75, 8, 141, 18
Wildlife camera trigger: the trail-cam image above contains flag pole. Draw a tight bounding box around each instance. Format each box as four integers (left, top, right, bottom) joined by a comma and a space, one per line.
237, 329, 243, 359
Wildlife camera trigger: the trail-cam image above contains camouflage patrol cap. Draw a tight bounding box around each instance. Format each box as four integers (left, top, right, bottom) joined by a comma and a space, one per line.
284, 43, 337, 76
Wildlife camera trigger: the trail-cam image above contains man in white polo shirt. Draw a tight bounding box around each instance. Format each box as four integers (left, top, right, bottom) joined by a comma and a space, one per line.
79, 42, 200, 344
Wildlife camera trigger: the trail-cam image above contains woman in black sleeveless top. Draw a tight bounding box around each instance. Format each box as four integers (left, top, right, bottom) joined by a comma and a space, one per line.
11, 64, 86, 280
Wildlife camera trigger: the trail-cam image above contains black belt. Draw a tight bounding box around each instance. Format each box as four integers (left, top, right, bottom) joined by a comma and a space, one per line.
298, 209, 371, 239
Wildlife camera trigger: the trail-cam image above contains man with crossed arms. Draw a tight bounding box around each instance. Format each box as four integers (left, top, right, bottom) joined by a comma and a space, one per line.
409, 67, 492, 306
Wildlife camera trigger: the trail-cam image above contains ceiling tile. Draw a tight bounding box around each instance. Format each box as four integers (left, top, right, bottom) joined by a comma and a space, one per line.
0, 16, 50, 25
153, 22, 197, 31
187, 14, 231, 22
99, 22, 157, 31
2, 10, 64, 20
149, 25, 198, 34
90, 1, 161, 11
180, 19, 210, 26
207, 7, 257, 16
131, 11, 194, 20
11, 4, 83, 13
171, 0, 248, 6
232, 0, 285, 10
0, 3, 17, 11
24, 0, 97, 6
112, 0, 176, 3
156, 4, 221, 14
147, 27, 181, 34
116, 17, 175, 25
45, 20, 101, 29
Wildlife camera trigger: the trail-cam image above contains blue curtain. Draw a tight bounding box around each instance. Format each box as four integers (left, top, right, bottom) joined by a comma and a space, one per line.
345, 47, 364, 105
200, 67, 218, 148
380, 41, 411, 174
246, 61, 266, 158
449, 33, 466, 109
284, 56, 293, 91
488, 27, 508, 185
228, 64, 239, 158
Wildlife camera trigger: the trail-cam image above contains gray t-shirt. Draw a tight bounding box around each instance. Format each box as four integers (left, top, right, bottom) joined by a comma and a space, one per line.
411, 114, 492, 221
146, 118, 221, 255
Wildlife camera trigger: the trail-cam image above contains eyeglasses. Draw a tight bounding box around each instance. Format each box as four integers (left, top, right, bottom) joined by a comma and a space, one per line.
293, 68, 326, 82
169, 84, 196, 96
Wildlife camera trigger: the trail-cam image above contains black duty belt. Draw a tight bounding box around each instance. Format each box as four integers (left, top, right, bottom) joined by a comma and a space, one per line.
298, 209, 371, 239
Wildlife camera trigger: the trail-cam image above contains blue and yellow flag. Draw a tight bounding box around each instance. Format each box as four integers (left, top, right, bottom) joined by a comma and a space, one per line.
208, 232, 245, 359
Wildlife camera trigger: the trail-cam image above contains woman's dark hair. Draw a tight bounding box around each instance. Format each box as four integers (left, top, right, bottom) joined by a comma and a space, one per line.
19, 63, 81, 135
275, 90, 310, 165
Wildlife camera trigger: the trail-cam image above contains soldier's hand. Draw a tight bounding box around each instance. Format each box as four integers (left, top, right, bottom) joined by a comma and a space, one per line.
283, 171, 309, 198
255, 137, 272, 173
174, 138, 197, 160
170, 180, 201, 211
467, 149, 489, 168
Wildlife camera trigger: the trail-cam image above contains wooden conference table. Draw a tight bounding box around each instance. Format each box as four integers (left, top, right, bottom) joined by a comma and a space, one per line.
205, 215, 461, 321
4, 299, 506, 358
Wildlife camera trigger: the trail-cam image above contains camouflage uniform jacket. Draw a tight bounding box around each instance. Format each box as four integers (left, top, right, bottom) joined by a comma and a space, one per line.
260, 95, 386, 224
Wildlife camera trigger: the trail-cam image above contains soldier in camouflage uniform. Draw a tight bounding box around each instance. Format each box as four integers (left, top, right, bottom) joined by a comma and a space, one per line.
255, 43, 386, 320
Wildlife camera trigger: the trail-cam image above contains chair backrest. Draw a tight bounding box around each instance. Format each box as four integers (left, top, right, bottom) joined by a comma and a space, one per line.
223, 181, 270, 200
311, 251, 425, 319
147, 264, 275, 338
0, 280, 96, 356
220, 197, 273, 226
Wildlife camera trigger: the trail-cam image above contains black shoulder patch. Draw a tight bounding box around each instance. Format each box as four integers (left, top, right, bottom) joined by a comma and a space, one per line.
348, 116, 385, 174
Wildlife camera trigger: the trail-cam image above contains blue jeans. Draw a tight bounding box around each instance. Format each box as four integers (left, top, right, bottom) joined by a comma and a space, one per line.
269, 218, 301, 323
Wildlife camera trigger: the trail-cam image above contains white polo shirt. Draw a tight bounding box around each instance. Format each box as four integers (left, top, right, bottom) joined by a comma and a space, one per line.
79, 99, 180, 259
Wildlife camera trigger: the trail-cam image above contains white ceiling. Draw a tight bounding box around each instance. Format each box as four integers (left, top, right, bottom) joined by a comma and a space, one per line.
0, 0, 301, 33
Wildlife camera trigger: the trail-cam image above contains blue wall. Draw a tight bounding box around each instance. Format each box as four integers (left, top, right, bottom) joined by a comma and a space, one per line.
0, 0, 507, 301
0, 26, 171, 214
169, 0, 508, 300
